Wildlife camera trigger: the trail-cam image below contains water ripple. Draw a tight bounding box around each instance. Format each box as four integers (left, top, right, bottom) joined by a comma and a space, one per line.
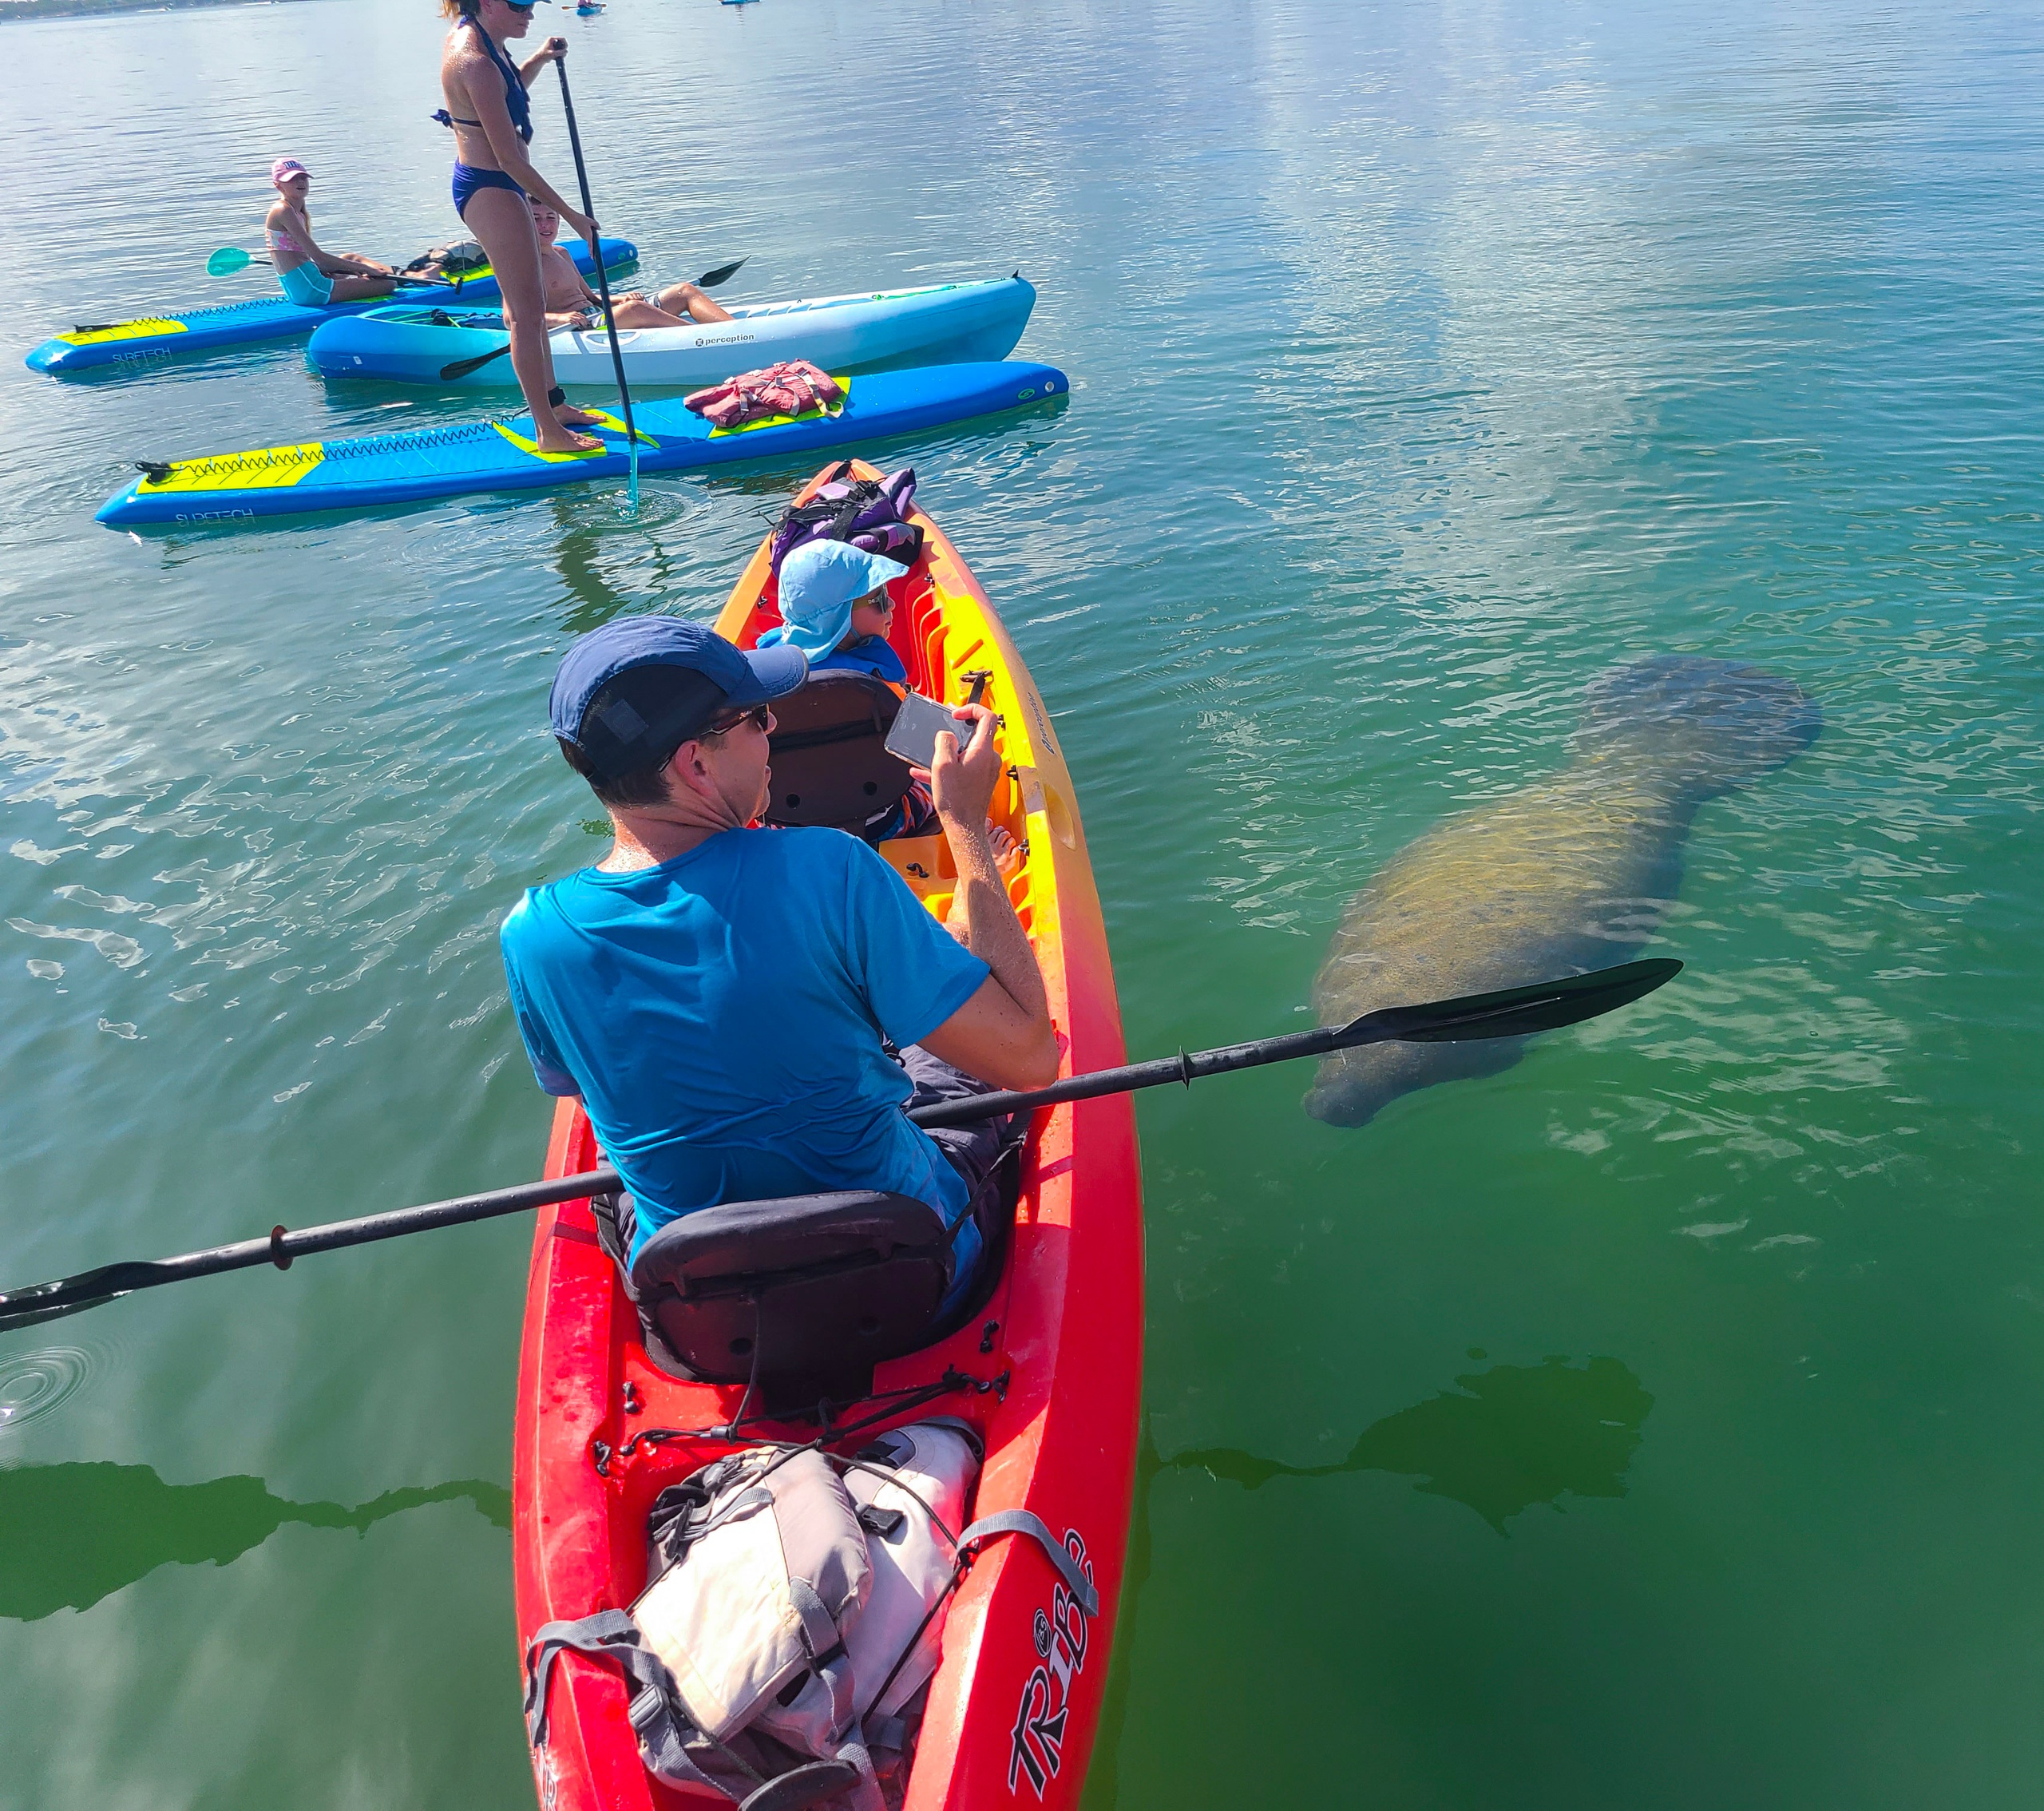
0, 1346, 99, 1437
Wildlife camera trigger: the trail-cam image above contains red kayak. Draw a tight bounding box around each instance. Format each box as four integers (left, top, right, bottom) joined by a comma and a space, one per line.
511, 462, 1143, 1809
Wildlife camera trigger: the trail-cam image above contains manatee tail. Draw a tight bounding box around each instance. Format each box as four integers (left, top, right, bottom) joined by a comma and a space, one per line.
1573, 656, 1820, 799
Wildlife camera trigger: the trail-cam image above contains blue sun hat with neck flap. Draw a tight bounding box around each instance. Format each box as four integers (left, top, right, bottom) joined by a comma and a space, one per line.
767, 541, 910, 659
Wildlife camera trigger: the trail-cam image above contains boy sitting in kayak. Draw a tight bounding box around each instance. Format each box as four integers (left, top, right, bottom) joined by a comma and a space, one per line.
531, 201, 734, 331
759, 540, 937, 841
499, 618, 1056, 1310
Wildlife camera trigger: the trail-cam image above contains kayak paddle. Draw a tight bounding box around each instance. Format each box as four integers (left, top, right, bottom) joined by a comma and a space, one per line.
207, 245, 457, 288
554, 57, 640, 511
0, 959, 1677, 1333
436, 258, 746, 382
910, 956, 1682, 1128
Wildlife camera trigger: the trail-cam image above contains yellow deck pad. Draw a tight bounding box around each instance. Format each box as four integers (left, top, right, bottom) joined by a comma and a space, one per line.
58, 318, 189, 347
492, 406, 658, 464
707, 376, 854, 438
137, 443, 326, 495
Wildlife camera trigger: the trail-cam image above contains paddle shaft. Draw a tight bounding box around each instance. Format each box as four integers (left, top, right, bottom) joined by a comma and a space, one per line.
553, 58, 639, 505
0, 960, 1677, 1331
208, 248, 434, 283
907, 959, 1679, 1128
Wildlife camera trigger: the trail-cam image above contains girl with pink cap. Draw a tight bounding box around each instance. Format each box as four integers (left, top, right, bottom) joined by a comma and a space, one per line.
263, 160, 398, 307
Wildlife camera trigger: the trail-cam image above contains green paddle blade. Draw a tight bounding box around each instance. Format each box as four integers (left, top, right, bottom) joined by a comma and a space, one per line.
206, 248, 253, 277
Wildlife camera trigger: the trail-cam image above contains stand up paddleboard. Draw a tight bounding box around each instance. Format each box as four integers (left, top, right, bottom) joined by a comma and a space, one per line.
26, 238, 638, 377
94, 360, 1067, 527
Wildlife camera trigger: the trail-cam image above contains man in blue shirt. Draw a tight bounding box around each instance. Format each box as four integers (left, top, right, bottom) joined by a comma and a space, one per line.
498, 615, 1060, 1301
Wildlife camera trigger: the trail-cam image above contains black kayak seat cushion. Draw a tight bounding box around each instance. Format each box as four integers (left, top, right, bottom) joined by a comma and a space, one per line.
628, 1190, 955, 1396
763, 671, 913, 833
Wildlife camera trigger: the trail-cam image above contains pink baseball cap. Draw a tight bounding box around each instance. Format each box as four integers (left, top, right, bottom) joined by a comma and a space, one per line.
271, 157, 310, 187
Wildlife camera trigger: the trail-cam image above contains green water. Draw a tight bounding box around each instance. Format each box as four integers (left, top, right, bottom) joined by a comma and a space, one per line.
2, 0, 2042, 1804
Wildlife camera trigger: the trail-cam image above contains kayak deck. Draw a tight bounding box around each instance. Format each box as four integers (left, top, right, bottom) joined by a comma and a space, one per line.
512, 463, 1142, 1811
306, 275, 1037, 390
25, 236, 637, 377
93, 362, 1068, 527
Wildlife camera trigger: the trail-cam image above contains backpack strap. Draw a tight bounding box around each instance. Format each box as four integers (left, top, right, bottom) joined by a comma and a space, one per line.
524, 1611, 752, 1801
785, 1575, 858, 1736
525, 1609, 644, 1746
955, 1511, 1101, 1618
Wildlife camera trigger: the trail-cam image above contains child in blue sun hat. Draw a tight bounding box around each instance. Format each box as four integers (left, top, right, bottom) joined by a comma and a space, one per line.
759, 539, 940, 841
759, 539, 1029, 869
759, 541, 912, 681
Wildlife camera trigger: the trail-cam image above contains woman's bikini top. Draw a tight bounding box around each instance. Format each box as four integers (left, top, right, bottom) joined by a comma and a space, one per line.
432, 16, 533, 145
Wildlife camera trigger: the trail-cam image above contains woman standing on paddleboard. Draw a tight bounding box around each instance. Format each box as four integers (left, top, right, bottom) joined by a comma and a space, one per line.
436, 0, 602, 454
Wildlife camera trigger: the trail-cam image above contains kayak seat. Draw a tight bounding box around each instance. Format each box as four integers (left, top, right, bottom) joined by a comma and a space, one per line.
628, 1190, 954, 1409
763, 672, 913, 835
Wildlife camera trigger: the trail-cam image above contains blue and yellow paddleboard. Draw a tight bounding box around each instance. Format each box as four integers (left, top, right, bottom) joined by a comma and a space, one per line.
26, 238, 637, 377
94, 361, 1068, 527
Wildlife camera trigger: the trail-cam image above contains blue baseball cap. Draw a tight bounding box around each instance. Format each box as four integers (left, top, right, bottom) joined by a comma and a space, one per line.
550, 616, 807, 783
774, 541, 910, 660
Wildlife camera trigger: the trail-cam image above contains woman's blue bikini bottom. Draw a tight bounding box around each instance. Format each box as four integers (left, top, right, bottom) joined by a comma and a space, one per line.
452, 162, 526, 220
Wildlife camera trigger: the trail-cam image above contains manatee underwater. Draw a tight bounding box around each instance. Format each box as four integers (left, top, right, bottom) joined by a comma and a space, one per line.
1304, 655, 1820, 1127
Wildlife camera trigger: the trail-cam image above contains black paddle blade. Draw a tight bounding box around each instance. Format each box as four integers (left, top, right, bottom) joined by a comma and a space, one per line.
438, 342, 513, 382
1341, 957, 1682, 1048
0, 1262, 164, 1333
695, 257, 746, 289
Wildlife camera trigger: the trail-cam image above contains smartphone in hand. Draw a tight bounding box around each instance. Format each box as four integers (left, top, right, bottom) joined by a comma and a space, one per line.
884, 692, 980, 770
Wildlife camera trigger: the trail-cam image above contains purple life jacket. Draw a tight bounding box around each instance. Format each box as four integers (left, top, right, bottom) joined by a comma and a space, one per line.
770, 462, 925, 574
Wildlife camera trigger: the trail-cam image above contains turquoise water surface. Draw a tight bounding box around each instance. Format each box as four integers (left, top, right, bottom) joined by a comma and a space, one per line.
2, 0, 2042, 1805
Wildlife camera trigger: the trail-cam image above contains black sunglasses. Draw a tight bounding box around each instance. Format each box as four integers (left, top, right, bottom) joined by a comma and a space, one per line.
701, 703, 774, 739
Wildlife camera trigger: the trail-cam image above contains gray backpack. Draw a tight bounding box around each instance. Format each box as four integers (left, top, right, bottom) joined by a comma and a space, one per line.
524, 1421, 1096, 1811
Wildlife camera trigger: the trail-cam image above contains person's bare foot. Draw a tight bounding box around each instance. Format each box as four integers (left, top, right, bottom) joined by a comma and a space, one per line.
556, 404, 604, 429
535, 422, 603, 454
988, 822, 1024, 878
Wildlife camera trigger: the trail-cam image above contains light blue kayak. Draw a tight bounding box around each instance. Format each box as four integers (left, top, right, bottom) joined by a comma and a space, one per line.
26, 238, 639, 377
307, 275, 1036, 390
95, 360, 1068, 528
